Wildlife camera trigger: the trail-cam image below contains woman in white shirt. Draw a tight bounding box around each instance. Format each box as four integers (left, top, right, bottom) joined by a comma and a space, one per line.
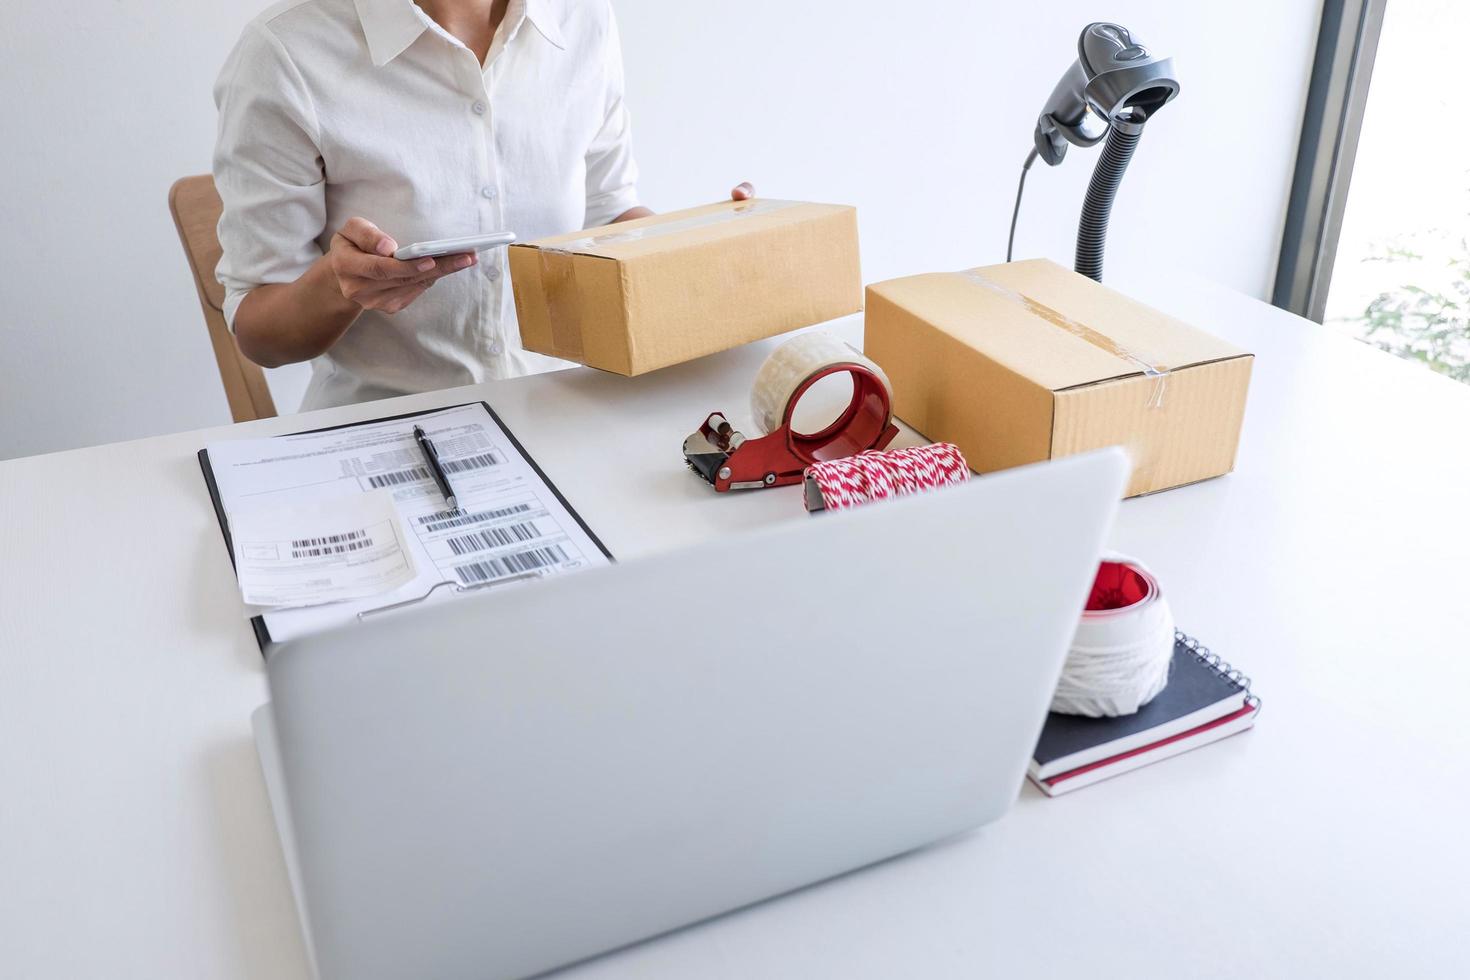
214, 0, 749, 410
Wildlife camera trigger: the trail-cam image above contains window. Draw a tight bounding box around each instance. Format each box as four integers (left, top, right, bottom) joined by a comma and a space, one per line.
1276, 0, 1470, 386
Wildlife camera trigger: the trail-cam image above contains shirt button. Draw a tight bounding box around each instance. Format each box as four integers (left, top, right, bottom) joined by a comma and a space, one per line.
489, 340, 505, 356
485, 264, 500, 281
481, 186, 497, 200
472, 100, 486, 115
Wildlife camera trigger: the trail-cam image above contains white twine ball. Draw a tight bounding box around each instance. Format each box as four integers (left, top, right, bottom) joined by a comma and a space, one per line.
1050, 553, 1175, 718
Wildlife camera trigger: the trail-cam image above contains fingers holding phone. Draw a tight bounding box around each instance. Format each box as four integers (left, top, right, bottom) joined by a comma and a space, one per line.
328, 217, 478, 314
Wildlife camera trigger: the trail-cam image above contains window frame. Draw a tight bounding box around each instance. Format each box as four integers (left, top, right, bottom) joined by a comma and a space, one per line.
1272, 0, 1388, 322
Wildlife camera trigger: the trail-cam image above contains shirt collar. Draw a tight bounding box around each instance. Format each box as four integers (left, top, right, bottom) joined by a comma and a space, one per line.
354, 0, 564, 67
523, 0, 566, 50
354, 0, 428, 67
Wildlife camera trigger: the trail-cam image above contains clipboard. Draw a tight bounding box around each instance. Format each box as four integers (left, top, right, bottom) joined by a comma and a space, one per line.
199, 400, 613, 656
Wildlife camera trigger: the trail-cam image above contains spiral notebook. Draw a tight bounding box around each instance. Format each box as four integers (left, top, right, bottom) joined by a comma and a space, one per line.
1029, 632, 1260, 796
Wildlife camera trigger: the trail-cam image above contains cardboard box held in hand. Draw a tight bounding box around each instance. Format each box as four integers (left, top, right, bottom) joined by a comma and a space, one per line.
864, 259, 1252, 498
509, 199, 862, 376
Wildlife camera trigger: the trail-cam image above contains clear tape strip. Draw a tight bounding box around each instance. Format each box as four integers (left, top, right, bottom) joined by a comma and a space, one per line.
955, 270, 1170, 408
539, 249, 584, 361
540, 199, 801, 257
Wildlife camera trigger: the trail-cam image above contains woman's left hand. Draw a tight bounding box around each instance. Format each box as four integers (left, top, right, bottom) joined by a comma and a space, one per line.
613, 183, 755, 225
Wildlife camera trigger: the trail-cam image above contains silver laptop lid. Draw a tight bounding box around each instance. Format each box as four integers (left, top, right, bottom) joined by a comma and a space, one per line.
267, 448, 1127, 980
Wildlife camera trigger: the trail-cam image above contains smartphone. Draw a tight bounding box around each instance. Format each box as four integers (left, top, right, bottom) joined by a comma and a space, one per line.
393, 231, 517, 261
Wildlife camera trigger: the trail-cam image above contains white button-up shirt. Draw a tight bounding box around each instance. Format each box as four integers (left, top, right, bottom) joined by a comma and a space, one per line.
213, 0, 639, 410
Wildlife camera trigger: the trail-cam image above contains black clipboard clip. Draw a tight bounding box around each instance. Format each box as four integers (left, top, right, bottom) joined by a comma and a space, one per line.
355, 573, 540, 622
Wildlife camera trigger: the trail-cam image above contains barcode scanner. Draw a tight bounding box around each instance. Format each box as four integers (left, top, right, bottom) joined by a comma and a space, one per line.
1008, 23, 1180, 281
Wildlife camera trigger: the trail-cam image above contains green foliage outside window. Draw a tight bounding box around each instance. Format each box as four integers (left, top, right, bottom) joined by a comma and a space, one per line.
1346, 236, 1470, 384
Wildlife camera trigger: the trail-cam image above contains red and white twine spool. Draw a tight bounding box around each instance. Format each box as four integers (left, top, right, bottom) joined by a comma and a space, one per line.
803, 443, 970, 511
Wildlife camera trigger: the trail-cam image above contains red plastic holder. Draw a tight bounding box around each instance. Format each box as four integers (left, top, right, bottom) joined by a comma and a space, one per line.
682, 361, 899, 492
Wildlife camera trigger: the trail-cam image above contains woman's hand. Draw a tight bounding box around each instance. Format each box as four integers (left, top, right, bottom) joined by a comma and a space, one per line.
613, 182, 756, 224
233, 216, 479, 368
328, 217, 477, 315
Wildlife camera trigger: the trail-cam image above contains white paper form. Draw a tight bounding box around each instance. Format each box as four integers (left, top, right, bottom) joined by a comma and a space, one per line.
229, 491, 416, 609
205, 403, 610, 644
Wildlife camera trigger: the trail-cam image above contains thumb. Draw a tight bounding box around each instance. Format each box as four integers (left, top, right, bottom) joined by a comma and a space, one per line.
337, 216, 397, 256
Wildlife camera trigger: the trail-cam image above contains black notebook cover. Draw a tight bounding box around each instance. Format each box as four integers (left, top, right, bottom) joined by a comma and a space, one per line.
198, 400, 613, 655
1033, 635, 1249, 769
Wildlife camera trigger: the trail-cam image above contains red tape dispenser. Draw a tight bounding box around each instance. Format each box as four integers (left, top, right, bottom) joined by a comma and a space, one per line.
683, 332, 899, 491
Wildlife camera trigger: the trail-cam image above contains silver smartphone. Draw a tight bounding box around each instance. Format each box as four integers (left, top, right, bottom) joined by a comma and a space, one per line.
393, 231, 517, 261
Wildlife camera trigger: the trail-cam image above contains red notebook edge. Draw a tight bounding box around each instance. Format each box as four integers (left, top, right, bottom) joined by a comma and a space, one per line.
1037, 702, 1259, 790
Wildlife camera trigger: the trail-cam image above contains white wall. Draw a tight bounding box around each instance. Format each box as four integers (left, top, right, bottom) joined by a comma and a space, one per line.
0, 0, 1322, 461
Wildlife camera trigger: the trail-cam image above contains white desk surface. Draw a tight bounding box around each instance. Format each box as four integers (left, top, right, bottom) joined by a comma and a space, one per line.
2, 274, 1467, 979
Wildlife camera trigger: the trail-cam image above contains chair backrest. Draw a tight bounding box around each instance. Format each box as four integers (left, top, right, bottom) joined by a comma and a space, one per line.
168, 175, 277, 422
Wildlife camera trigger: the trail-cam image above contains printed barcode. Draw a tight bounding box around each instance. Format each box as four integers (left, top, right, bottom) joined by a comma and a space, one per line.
442, 451, 502, 474
445, 521, 542, 555
368, 465, 431, 488
417, 502, 532, 532
453, 544, 569, 584
291, 529, 373, 559
291, 529, 367, 549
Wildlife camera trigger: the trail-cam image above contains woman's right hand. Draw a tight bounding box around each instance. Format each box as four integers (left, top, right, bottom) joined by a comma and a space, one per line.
327, 217, 477, 315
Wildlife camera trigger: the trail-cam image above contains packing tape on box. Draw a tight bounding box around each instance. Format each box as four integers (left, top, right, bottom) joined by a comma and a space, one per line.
955, 270, 1171, 408
533, 200, 803, 362
547, 199, 801, 256
749, 331, 892, 436
1051, 553, 1176, 717
538, 249, 585, 361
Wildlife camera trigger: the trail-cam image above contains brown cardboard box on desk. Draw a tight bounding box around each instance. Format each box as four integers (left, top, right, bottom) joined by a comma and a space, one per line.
864, 259, 1253, 497
510, 199, 862, 376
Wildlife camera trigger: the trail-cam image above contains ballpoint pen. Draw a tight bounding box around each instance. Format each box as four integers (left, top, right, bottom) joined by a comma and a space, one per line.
413, 424, 458, 510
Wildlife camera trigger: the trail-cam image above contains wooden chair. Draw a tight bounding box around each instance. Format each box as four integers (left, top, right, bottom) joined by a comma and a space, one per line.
168, 175, 278, 421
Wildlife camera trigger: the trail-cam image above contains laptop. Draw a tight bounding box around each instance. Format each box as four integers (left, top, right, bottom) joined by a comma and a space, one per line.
256, 448, 1128, 980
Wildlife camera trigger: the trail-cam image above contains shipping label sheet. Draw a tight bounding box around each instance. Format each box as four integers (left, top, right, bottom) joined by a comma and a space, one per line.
229, 489, 418, 609
206, 403, 608, 644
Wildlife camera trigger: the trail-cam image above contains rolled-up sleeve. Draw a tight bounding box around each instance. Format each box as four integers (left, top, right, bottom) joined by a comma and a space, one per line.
582, 5, 640, 227
212, 22, 326, 330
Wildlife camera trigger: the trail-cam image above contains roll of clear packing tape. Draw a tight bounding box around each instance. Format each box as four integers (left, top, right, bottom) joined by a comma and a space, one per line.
749, 331, 893, 437
1051, 552, 1176, 717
